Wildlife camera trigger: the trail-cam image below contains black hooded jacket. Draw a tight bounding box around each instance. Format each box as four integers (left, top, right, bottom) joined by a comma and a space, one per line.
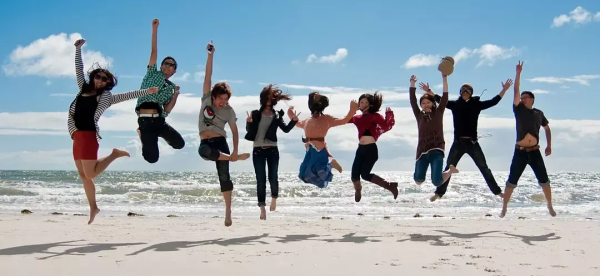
434, 94, 502, 140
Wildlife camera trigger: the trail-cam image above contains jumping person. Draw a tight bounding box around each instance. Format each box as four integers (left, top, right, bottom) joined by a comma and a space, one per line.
68, 39, 158, 224
500, 61, 555, 218
409, 74, 458, 188
135, 18, 185, 163
198, 41, 250, 227
348, 92, 398, 202
244, 85, 298, 220
296, 92, 359, 188
424, 79, 513, 202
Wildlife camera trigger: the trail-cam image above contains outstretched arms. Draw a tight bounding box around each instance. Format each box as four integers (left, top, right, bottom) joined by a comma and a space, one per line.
374, 107, 395, 132
409, 75, 420, 118
437, 74, 449, 110
279, 107, 299, 133
111, 87, 158, 105
148, 19, 159, 67
74, 39, 86, 91
421, 82, 455, 110
327, 100, 359, 127
480, 79, 513, 110
202, 41, 215, 96
513, 61, 523, 106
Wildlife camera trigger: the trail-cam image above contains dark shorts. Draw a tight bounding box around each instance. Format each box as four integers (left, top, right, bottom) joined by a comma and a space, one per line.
506, 145, 550, 188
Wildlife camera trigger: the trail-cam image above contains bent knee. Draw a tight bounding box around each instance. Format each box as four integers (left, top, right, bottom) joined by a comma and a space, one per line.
144, 155, 159, 164
220, 180, 234, 192
360, 174, 372, 181
172, 140, 185, 150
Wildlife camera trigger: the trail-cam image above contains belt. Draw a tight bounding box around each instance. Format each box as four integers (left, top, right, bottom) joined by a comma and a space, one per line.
516, 144, 539, 152
138, 113, 160, 118
302, 137, 325, 143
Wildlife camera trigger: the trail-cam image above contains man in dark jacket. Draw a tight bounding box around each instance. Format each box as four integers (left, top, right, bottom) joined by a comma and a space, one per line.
426, 79, 513, 201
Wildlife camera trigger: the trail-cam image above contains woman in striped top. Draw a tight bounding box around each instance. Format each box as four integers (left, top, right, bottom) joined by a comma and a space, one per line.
69, 39, 158, 224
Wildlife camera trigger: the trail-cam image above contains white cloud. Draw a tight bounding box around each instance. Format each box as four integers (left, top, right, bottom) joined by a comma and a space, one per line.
530, 89, 549, 94
3, 33, 113, 77
403, 44, 519, 69
306, 48, 348, 64
527, 75, 600, 86
552, 6, 600, 27
170, 71, 205, 83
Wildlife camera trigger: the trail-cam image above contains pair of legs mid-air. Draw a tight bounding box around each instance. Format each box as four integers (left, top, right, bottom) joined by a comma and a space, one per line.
198, 136, 250, 226
252, 146, 280, 220
413, 150, 459, 187
137, 116, 185, 163
431, 138, 503, 202
351, 143, 398, 202
72, 131, 130, 224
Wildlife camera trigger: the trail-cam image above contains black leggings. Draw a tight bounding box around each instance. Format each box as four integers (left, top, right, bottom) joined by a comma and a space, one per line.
351, 143, 379, 182
197, 137, 234, 192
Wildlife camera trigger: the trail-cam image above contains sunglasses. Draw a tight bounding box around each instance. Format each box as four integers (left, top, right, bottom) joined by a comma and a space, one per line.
162, 62, 177, 68
94, 74, 109, 82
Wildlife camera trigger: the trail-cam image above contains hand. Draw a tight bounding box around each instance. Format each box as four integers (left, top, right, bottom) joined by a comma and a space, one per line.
418, 82, 430, 92
246, 111, 252, 123
545, 146, 551, 156
350, 100, 359, 113
516, 60, 523, 74
288, 106, 300, 121
152, 18, 159, 28
501, 79, 513, 91
230, 151, 239, 162
207, 40, 215, 54
174, 85, 180, 94
410, 75, 418, 86
148, 87, 159, 94
385, 107, 392, 113
74, 39, 86, 48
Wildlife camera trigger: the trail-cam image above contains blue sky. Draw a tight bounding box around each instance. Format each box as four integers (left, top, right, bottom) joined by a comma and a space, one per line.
0, 1, 599, 172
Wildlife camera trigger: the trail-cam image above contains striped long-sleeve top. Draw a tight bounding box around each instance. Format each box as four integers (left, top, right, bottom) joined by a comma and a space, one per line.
68, 47, 152, 142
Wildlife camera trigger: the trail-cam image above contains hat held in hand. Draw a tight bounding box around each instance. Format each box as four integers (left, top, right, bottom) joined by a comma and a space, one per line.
438, 56, 454, 76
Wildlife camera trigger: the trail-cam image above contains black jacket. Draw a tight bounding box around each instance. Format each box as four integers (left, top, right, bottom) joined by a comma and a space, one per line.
244, 109, 296, 142
434, 94, 502, 140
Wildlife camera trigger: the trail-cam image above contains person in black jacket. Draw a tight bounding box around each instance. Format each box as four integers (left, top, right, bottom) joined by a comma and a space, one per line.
420, 79, 513, 202
244, 84, 298, 220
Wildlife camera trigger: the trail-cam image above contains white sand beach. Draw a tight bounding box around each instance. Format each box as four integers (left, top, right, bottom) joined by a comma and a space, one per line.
0, 213, 598, 276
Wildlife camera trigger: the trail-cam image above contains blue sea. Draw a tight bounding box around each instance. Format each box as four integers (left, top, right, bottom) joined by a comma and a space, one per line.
0, 170, 598, 220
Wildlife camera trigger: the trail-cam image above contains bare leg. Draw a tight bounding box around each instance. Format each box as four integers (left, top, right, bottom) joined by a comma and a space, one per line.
541, 185, 556, 217
331, 159, 342, 173
500, 186, 515, 218
442, 165, 459, 183
260, 205, 266, 220
75, 160, 100, 224
81, 149, 130, 180
223, 191, 233, 226
270, 197, 276, 211
353, 180, 362, 202
217, 152, 250, 161
429, 194, 440, 202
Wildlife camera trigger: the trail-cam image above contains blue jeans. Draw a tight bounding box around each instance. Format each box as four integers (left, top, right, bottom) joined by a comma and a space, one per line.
414, 150, 444, 186
252, 146, 280, 207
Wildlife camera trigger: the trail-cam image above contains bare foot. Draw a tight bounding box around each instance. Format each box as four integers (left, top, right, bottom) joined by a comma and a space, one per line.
547, 204, 556, 217
415, 182, 423, 186
260, 206, 266, 220
270, 198, 276, 211
442, 165, 459, 183
88, 208, 100, 225
498, 192, 505, 199
389, 182, 399, 200
238, 153, 250, 161
224, 210, 232, 227
499, 207, 507, 218
353, 181, 362, 202
430, 194, 440, 202
448, 165, 459, 174
112, 148, 130, 158
331, 159, 342, 173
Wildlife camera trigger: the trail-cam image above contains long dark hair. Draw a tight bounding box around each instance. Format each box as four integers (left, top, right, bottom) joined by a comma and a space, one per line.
308, 91, 329, 116
80, 65, 117, 95
358, 91, 383, 113
259, 84, 292, 111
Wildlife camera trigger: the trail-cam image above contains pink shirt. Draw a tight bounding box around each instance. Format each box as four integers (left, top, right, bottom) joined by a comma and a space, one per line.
296, 114, 348, 150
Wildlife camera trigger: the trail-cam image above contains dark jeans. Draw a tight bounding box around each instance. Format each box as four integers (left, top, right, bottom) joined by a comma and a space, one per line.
252, 146, 280, 207
138, 117, 185, 163
351, 143, 378, 182
506, 146, 550, 188
198, 137, 234, 192
435, 138, 501, 197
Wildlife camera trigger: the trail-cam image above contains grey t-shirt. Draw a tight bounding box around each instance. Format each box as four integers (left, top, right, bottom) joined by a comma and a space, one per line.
513, 102, 548, 144
198, 93, 237, 137
253, 114, 278, 147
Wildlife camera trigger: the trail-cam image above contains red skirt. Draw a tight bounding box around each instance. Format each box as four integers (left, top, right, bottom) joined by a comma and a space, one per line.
72, 131, 99, 160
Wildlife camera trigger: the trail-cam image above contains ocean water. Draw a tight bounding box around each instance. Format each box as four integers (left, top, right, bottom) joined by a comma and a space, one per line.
0, 170, 598, 220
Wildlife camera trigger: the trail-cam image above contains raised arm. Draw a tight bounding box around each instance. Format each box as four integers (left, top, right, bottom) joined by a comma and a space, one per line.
513, 61, 523, 106
420, 82, 454, 110
148, 19, 159, 67
374, 108, 395, 132
74, 39, 86, 91
437, 75, 449, 111
110, 87, 157, 105
163, 85, 180, 114
480, 78, 513, 110
202, 41, 215, 96
409, 75, 420, 118
328, 100, 359, 127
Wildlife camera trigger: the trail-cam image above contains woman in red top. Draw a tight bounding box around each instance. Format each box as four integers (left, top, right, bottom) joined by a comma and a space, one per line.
348, 92, 398, 202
